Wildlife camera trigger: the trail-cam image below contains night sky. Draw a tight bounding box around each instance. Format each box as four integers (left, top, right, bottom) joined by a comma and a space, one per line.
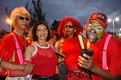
0, 0, 121, 35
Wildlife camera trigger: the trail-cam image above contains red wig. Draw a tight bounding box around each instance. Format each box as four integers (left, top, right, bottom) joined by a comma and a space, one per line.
58, 17, 82, 37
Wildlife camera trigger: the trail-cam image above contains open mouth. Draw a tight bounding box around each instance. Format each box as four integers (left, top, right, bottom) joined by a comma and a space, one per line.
88, 34, 96, 40
87, 32, 97, 42
66, 31, 70, 34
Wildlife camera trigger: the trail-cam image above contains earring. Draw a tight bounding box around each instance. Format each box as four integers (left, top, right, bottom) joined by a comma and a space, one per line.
74, 30, 76, 32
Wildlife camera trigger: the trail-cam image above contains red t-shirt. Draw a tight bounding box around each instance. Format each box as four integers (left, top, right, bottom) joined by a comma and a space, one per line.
31, 43, 58, 76
0, 32, 29, 64
62, 36, 81, 71
85, 33, 121, 80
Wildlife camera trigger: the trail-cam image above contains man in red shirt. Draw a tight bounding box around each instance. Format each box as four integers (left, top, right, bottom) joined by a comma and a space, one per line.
0, 7, 34, 79
78, 12, 121, 80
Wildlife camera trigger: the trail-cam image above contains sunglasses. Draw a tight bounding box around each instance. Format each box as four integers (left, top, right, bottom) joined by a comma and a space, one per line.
65, 25, 74, 28
18, 16, 29, 21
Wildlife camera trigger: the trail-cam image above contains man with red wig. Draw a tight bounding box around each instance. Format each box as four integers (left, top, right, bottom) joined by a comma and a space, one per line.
78, 12, 121, 80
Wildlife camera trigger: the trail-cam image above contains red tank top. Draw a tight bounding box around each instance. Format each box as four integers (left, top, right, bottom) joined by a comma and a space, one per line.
31, 43, 58, 76
62, 36, 81, 71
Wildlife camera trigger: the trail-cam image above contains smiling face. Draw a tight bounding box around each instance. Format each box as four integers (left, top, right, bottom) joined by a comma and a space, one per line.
36, 24, 48, 41
86, 20, 105, 42
14, 14, 30, 30
63, 21, 75, 38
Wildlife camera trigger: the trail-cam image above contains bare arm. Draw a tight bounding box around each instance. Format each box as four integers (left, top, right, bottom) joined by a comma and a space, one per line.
78, 54, 119, 80
0, 59, 34, 77
55, 41, 66, 64
23, 45, 35, 73
58, 57, 65, 64
0, 45, 34, 71
0, 59, 27, 77
52, 42, 66, 58
0, 45, 35, 77
24, 45, 35, 62
1, 60, 25, 71
9, 45, 35, 77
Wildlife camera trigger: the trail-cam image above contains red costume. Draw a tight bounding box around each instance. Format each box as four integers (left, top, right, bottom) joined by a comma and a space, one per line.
0, 32, 29, 75
62, 36, 91, 80
85, 33, 121, 80
31, 43, 58, 76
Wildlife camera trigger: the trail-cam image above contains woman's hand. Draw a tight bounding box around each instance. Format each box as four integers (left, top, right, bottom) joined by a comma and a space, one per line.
24, 63, 34, 74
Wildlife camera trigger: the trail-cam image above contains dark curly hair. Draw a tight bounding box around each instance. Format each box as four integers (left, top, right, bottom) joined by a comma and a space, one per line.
29, 21, 50, 41
58, 17, 82, 38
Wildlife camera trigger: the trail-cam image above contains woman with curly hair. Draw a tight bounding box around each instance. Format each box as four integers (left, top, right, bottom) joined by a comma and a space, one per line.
55, 17, 91, 80
25, 21, 60, 80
